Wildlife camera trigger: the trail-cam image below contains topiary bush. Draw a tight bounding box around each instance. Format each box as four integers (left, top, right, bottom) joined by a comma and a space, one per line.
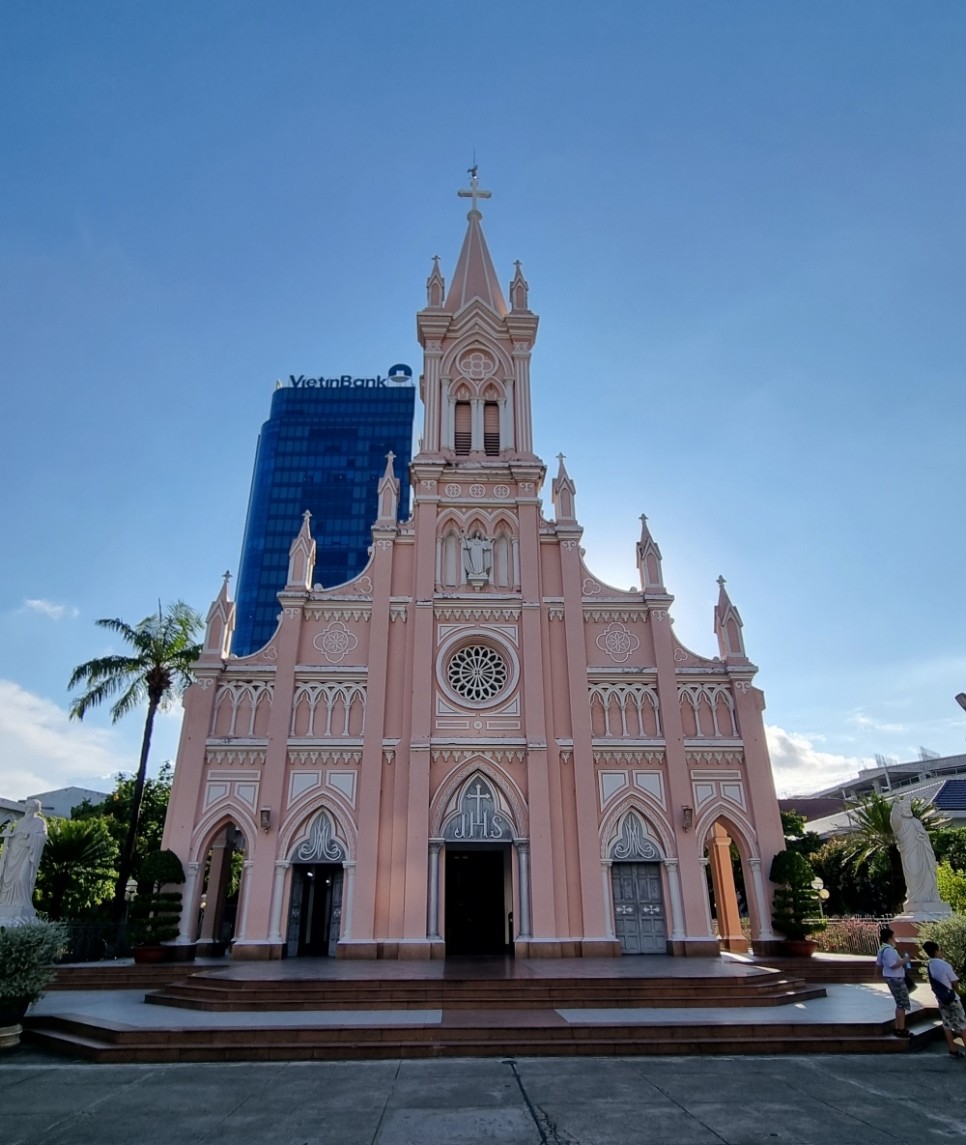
769, 849, 827, 942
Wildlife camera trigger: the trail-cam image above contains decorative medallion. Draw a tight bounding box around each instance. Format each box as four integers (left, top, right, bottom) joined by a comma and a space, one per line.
469, 484, 486, 498
444, 483, 462, 497
312, 621, 359, 664
582, 578, 601, 595
596, 622, 640, 664
459, 351, 495, 379
447, 644, 509, 702
673, 648, 688, 662
494, 485, 510, 499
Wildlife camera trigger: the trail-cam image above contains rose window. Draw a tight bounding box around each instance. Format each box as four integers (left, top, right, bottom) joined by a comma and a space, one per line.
447, 645, 508, 702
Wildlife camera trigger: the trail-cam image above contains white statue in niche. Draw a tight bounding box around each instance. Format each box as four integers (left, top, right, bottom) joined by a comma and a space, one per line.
890, 795, 949, 916
0, 799, 48, 924
462, 531, 493, 584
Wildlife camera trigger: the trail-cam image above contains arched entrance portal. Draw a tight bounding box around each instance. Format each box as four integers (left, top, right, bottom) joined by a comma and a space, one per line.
608, 810, 668, 955
285, 808, 346, 958
196, 823, 246, 956
441, 775, 514, 956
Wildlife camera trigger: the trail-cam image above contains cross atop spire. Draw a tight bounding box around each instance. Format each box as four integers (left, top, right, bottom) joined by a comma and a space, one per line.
458, 166, 492, 217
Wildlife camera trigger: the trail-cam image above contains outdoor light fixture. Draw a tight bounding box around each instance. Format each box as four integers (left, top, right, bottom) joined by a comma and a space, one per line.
956, 693, 966, 713
259, 808, 272, 832
681, 805, 694, 831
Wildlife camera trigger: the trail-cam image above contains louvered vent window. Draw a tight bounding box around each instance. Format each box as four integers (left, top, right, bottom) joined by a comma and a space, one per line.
483, 402, 500, 456
454, 401, 471, 455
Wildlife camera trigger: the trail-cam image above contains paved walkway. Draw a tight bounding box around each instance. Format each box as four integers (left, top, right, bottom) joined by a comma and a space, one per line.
4, 1049, 966, 1143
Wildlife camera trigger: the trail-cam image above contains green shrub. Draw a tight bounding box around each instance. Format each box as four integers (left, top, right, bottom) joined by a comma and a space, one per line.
769, 850, 827, 941
919, 914, 966, 978
0, 922, 68, 1005
128, 891, 182, 945
139, 848, 185, 889
937, 863, 966, 914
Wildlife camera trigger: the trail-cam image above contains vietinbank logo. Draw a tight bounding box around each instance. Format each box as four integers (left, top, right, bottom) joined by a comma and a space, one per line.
289, 363, 413, 389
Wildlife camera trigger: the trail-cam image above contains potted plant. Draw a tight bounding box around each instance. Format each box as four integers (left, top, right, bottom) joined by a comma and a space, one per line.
769, 850, 827, 956
0, 921, 67, 1049
128, 849, 185, 964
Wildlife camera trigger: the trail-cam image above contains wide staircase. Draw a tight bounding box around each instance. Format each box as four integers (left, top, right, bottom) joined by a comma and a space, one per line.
24, 958, 942, 1062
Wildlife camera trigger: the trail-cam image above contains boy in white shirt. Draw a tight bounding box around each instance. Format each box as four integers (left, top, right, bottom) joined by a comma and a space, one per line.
876, 926, 913, 1038
922, 940, 966, 1058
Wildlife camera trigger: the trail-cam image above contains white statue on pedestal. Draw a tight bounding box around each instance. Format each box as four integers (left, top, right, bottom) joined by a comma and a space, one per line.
0, 800, 48, 925
890, 795, 949, 917
462, 531, 492, 584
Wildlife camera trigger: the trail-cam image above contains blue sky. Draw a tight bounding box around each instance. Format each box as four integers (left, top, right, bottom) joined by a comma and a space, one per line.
1, 1, 964, 802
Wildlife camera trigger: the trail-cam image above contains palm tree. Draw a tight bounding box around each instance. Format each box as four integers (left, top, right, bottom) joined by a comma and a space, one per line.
37, 817, 118, 920
846, 790, 947, 912
68, 602, 202, 919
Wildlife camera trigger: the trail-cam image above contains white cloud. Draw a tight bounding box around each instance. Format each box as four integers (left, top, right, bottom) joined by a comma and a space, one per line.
0, 679, 130, 800
766, 724, 873, 798
21, 598, 79, 621
847, 710, 908, 735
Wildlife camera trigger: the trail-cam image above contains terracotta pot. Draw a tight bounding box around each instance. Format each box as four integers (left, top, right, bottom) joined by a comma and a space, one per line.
782, 939, 817, 957
132, 945, 167, 964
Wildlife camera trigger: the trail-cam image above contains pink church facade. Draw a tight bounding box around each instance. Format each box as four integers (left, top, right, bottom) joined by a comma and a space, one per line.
163, 178, 786, 961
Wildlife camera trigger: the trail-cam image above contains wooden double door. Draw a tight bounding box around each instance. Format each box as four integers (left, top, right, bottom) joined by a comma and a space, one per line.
611, 862, 667, 954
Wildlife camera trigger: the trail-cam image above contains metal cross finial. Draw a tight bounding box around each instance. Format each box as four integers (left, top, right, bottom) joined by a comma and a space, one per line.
458, 167, 492, 214
717, 575, 726, 587
223, 569, 232, 584
640, 514, 648, 524
557, 452, 566, 463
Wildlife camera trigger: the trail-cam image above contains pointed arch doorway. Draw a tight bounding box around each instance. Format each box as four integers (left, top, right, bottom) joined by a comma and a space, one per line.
436, 773, 520, 957
285, 808, 347, 958
608, 810, 668, 955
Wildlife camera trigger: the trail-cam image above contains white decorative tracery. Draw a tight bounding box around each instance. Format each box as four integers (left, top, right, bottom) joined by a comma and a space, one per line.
313, 621, 359, 664
610, 810, 664, 861
678, 683, 738, 738
448, 645, 508, 703
589, 683, 661, 739
442, 775, 510, 842
212, 680, 274, 738
291, 682, 367, 738
292, 808, 348, 863
595, 622, 640, 664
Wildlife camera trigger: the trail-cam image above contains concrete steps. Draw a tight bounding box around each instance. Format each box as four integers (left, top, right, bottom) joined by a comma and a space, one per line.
24, 1010, 941, 1063
144, 968, 824, 1012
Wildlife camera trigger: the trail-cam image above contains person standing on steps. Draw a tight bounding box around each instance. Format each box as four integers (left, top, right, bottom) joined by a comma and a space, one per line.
922, 940, 966, 1058
877, 926, 913, 1039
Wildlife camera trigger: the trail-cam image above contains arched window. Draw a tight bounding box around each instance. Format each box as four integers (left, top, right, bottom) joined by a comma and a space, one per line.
483, 402, 500, 455
454, 402, 471, 455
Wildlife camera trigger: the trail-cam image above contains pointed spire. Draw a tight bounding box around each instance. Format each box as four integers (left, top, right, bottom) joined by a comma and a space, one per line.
444, 169, 508, 316
510, 261, 529, 312
286, 510, 316, 591
714, 575, 747, 660
426, 255, 445, 308
552, 453, 577, 522
375, 451, 400, 524
204, 570, 236, 657
636, 514, 665, 592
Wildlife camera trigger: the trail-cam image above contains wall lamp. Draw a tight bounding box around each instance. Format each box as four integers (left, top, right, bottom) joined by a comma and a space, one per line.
259, 808, 272, 832
681, 805, 694, 832
956, 693, 966, 713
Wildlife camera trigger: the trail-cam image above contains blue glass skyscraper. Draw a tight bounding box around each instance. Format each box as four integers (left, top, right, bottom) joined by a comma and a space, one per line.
233, 379, 415, 656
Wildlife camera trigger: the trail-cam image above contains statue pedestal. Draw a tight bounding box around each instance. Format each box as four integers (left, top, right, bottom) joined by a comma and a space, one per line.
891, 906, 952, 958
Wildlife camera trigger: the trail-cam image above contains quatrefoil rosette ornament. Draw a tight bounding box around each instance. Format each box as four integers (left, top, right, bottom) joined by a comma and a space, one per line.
313, 621, 358, 664
596, 622, 640, 664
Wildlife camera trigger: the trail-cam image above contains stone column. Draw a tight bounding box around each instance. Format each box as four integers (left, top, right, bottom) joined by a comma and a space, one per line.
708, 823, 748, 953
698, 857, 714, 933
268, 861, 290, 944
747, 857, 777, 943
198, 833, 230, 943
233, 860, 255, 944
663, 858, 686, 942
600, 860, 615, 939
515, 840, 532, 939
341, 861, 356, 940
177, 861, 202, 945
427, 841, 443, 940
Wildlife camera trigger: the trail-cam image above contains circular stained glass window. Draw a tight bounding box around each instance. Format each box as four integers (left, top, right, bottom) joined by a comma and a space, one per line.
447, 644, 508, 703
